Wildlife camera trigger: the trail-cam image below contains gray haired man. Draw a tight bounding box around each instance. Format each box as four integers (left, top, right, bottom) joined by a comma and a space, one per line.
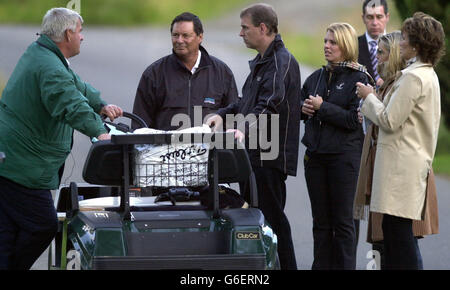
0, 8, 122, 269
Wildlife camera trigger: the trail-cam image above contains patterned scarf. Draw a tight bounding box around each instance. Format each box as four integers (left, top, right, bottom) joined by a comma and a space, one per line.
327, 61, 376, 86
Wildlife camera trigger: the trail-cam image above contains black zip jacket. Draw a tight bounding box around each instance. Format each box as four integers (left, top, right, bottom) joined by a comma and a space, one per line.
132, 46, 238, 130
301, 66, 368, 154
217, 34, 301, 176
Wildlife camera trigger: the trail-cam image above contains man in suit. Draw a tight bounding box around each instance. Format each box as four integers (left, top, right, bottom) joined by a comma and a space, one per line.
358, 0, 390, 87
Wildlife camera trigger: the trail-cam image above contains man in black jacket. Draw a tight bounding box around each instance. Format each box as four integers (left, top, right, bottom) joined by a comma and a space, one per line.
358, 0, 390, 87
132, 12, 238, 131
206, 4, 301, 270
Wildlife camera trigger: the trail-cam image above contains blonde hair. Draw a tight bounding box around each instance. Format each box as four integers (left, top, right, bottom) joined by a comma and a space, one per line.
326, 23, 358, 62
377, 31, 406, 80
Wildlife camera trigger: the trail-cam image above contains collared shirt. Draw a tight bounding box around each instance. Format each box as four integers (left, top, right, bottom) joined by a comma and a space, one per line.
365, 31, 378, 47
65, 58, 70, 66
365, 30, 387, 49
191, 50, 201, 74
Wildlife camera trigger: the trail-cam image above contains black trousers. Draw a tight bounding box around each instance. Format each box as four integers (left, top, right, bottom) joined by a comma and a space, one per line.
304, 151, 360, 270
0, 176, 58, 270
243, 166, 297, 270
382, 214, 423, 270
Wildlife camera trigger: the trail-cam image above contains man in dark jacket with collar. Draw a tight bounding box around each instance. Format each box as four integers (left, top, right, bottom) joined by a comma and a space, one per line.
132, 12, 238, 131
207, 4, 301, 270
0, 8, 122, 269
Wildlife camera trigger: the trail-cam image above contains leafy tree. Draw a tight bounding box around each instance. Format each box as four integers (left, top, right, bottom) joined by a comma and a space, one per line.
393, 0, 450, 127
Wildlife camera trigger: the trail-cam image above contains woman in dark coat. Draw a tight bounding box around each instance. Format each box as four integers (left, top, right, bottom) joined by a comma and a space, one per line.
301, 22, 373, 270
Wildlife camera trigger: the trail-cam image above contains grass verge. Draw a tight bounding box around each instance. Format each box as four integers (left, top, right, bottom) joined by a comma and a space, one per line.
433, 154, 450, 178
282, 33, 325, 70
0, 0, 251, 26
0, 74, 5, 97
434, 121, 450, 177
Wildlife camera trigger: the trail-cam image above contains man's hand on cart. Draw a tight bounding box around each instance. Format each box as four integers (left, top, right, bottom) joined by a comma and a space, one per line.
226, 129, 245, 143
206, 115, 245, 144
97, 133, 111, 141
100, 104, 123, 121
205, 114, 223, 132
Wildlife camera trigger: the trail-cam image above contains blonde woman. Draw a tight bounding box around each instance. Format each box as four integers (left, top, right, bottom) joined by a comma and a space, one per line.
354, 32, 406, 236
300, 23, 373, 270
357, 12, 445, 269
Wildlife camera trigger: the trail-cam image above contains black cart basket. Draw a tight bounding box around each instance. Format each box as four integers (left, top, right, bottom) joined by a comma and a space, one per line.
80, 132, 258, 220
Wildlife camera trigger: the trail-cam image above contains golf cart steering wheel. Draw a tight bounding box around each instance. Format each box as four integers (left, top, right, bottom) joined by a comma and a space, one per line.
102, 111, 148, 133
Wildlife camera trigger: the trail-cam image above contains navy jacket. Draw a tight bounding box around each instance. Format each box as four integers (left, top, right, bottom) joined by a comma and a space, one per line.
217, 34, 301, 176
132, 46, 238, 131
358, 35, 377, 81
301, 66, 368, 154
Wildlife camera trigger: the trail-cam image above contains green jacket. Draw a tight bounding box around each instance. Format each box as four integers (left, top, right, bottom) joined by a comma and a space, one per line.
0, 34, 107, 189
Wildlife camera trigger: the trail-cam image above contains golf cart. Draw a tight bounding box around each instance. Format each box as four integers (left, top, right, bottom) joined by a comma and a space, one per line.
49, 112, 279, 270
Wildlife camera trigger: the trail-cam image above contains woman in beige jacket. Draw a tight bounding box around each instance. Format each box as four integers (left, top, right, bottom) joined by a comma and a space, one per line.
356, 12, 445, 269
354, 31, 439, 270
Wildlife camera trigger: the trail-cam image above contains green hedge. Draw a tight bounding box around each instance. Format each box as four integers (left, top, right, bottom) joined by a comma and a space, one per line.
393, 0, 450, 128
0, 0, 250, 26
433, 154, 450, 177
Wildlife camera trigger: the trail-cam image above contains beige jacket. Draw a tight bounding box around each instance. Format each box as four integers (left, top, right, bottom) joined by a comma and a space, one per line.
367, 168, 439, 243
361, 61, 441, 220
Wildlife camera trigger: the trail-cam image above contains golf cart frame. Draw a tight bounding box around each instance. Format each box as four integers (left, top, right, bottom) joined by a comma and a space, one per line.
49, 117, 278, 270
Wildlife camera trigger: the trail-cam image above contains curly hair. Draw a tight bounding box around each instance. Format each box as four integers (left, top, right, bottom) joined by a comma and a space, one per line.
401, 12, 445, 66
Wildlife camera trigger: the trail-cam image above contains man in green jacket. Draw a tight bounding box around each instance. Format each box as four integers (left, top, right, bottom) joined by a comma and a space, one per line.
0, 7, 122, 269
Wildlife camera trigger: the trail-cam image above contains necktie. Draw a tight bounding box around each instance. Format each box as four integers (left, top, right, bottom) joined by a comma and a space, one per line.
369, 40, 380, 82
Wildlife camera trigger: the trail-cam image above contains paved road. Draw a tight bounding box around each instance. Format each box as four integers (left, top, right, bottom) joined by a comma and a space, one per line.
1, 18, 449, 270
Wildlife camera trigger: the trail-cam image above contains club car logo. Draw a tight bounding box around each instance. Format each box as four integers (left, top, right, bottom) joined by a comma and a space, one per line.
235, 231, 260, 240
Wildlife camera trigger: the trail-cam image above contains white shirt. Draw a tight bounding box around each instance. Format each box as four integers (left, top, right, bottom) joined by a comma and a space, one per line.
365, 31, 379, 51
365, 30, 387, 51
191, 50, 201, 74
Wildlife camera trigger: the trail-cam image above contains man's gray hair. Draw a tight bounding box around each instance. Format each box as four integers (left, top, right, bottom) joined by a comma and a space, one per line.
41, 8, 83, 43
